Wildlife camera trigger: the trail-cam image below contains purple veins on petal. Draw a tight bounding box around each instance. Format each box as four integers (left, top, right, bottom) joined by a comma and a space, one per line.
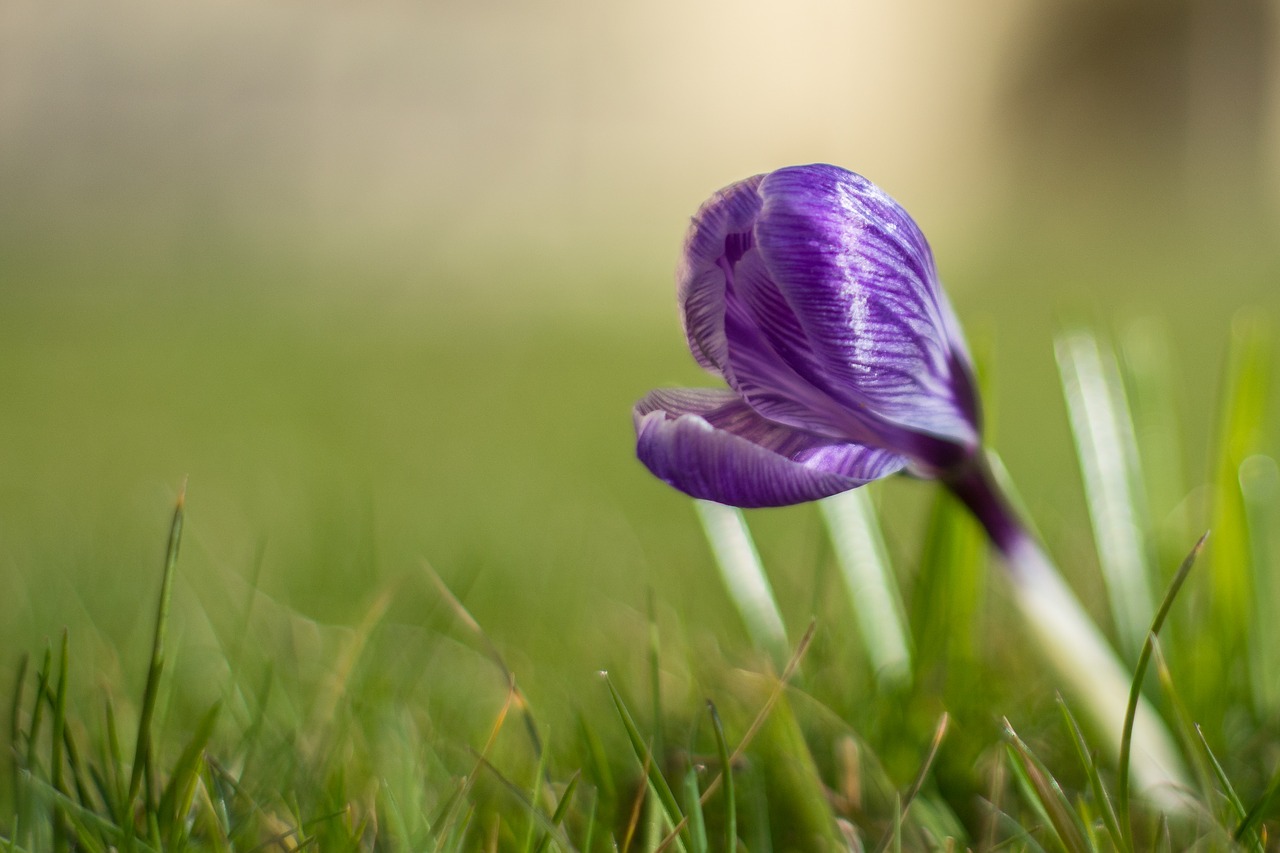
751, 165, 978, 447
678, 176, 764, 376
634, 388, 907, 508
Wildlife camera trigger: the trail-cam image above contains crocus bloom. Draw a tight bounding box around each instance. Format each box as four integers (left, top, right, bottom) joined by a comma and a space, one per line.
634, 164, 1188, 806
634, 164, 981, 508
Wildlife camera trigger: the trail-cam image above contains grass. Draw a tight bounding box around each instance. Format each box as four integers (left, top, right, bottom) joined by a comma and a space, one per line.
3, 233, 1280, 848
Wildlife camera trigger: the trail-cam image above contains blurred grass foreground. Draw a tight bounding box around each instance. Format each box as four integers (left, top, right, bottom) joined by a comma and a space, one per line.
4, 0, 1280, 848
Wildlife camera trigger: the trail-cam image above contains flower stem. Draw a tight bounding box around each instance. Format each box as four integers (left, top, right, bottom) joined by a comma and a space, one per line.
944, 454, 1189, 810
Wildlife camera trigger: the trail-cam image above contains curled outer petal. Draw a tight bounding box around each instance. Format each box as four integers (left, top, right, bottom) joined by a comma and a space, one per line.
634, 388, 907, 508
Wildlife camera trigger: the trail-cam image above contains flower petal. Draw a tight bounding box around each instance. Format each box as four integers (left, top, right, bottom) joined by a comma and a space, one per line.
634, 388, 906, 508
753, 164, 978, 447
677, 175, 764, 376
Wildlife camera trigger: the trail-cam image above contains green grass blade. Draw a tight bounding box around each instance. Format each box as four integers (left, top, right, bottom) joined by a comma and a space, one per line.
1235, 754, 1280, 847
470, 753, 576, 853
912, 486, 985, 695
1188, 725, 1251, 843
100, 697, 125, 825
681, 766, 708, 853
27, 647, 52, 778
8, 653, 27, 814
818, 487, 912, 687
692, 500, 788, 668
1206, 315, 1269, 695
1003, 720, 1090, 853
1238, 454, 1280, 719
50, 632, 68, 853
600, 672, 687, 849
707, 702, 736, 853
532, 770, 579, 853
158, 700, 221, 847
1057, 697, 1123, 852
1116, 534, 1205, 838
128, 484, 187, 815
1118, 321, 1189, 573
1056, 328, 1154, 662
872, 713, 949, 853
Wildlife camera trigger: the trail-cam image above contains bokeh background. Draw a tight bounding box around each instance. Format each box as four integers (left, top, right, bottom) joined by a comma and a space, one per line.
2, 0, 1278, 711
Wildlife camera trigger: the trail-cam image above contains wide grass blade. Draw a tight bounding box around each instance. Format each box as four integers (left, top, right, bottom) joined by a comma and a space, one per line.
1205, 315, 1269, 697
693, 500, 788, 667
818, 488, 912, 687
157, 701, 221, 848
911, 486, 985, 697
1238, 454, 1280, 719
1056, 328, 1154, 662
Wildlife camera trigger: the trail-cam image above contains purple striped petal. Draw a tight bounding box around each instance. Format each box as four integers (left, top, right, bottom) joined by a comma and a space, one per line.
634, 388, 906, 507
677, 175, 764, 376
753, 165, 978, 447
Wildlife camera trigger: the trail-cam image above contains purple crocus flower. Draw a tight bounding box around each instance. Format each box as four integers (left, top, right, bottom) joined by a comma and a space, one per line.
633, 164, 1187, 803
634, 164, 983, 510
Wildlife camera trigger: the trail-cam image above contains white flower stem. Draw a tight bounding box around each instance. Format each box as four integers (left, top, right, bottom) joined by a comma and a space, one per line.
946, 454, 1189, 810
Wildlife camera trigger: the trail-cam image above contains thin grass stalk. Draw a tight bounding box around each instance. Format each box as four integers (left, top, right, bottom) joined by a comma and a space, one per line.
872, 713, 948, 853
128, 484, 186, 816
692, 500, 788, 668
707, 702, 735, 853
49, 632, 68, 853
1116, 534, 1206, 840
818, 488, 912, 687
1056, 329, 1155, 661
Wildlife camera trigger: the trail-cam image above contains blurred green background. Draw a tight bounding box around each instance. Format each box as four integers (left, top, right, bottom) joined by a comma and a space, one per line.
1, 0, 1278, 711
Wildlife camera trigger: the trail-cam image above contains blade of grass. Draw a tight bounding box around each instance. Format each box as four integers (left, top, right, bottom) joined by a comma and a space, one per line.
707, 702, 736, 853
646, 588, 665, 849
693, 500, 788, 668
101, 697, 125, 826
1057, 696, 1123, 852
654, 622, 816, 853
872, 713, 949, 853
8, 652, 27, 812
1004, 719, 1090, 853
1146, 642, 1213, 812
1118, 321, 1188, 576
818, 487, 912, 687
49, 631, 68, 853
469, 753, 576, 853
681, 766, 708, 853
1116, 533, 1206, 837
1238, 454, 1280, 719
158, 700, 221, 848
1189, 725, 1252, 844
1206, 315, 1269, 692
532, 771, 579, 853
128, 482, 187, 816
912, 487, 985, 696
1056, 329, 1155, 661
1235, 754, 1280, 847
424, 562, 543, 761
600, 672, 687, 848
